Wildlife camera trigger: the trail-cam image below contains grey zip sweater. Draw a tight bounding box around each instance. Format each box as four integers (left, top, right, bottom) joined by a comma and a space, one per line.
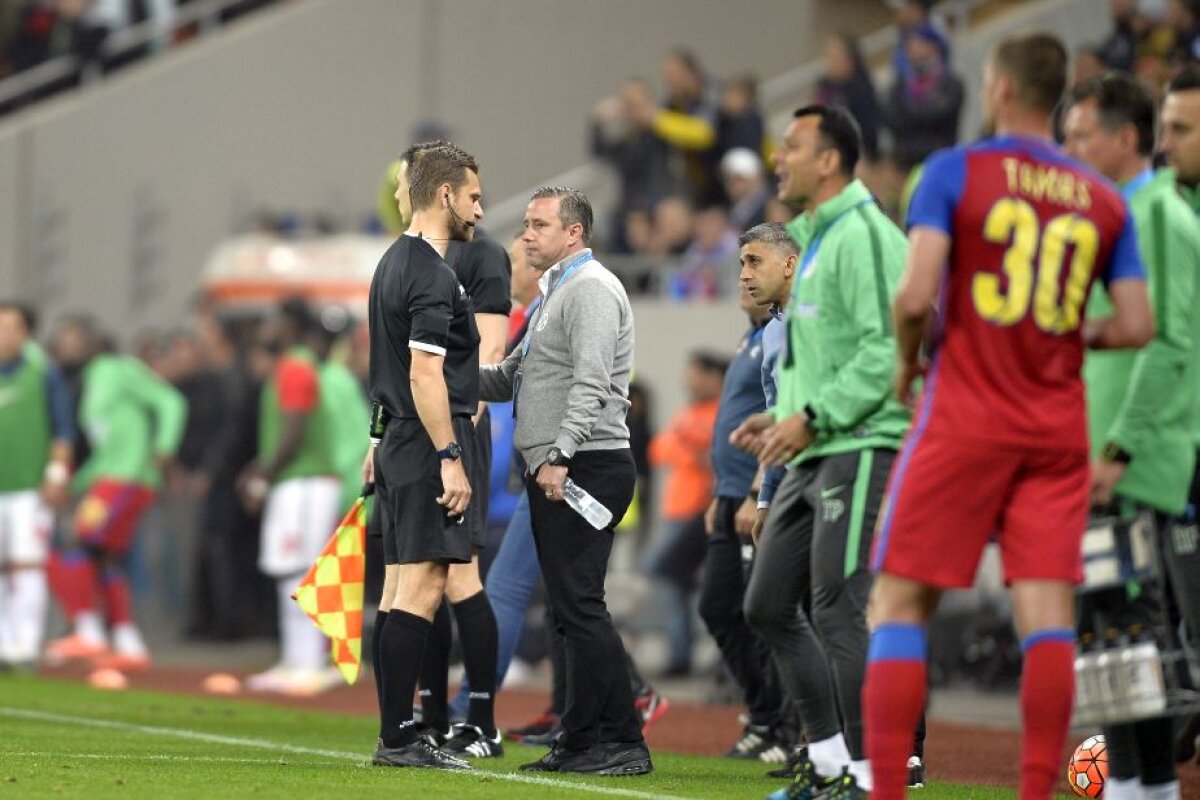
479, 249, 633, 472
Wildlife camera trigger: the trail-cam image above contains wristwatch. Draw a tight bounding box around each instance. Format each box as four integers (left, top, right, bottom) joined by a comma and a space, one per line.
1101, 442, 1133, 465
546, 446, 571, 467
803, 404, 819, 427
437, 442, 464, 461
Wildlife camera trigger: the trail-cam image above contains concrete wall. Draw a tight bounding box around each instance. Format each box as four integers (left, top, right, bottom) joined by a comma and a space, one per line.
629, 299, 747, 429
0, 128, 19, 299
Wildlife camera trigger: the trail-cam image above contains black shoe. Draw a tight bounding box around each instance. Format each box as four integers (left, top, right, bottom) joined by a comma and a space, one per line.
767, 745, 807, 779
557, 741, 654, 776
372, 738, 472, 770
819, 767, 867, 799
415, 722, 447, 748
764, 749, 824, 799
724, 725, 789, 763
506, 708, 559, 742
521, 722, 564, 746
519, 741, 575, 772
907, 756, 926, 788
442, 723, 504, 758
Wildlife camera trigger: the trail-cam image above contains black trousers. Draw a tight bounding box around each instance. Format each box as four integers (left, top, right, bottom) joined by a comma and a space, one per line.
526, 448, 641, 750
699, 496, 785, 729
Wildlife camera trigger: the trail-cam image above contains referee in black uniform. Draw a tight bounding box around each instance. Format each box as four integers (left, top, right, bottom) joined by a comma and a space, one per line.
366, 144, 485, 770
367, 142, 511, 757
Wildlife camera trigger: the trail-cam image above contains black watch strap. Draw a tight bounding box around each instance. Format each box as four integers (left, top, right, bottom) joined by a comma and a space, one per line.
1101, 442, 1133, 465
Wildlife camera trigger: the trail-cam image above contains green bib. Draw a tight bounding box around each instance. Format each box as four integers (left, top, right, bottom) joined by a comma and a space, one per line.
259, 347, 335, 483
0, 358, 51, 492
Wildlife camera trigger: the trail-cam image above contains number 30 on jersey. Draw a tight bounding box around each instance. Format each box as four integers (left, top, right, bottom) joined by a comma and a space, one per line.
973, 197, 1099, 334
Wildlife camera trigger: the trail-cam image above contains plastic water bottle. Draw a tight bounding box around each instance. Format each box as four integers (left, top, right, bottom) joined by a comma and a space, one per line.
1097, 629, 1128, 721
1122, 627, 1166, 718
1074, 633, 1107, 723
562, 478, 613, 530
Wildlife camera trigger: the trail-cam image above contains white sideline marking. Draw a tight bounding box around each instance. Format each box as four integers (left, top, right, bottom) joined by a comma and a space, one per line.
0, 708, 687, 800
2, 750, 343, 766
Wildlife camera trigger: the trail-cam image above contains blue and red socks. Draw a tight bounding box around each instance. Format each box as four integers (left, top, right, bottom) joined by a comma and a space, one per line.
1019, 629, 1074, 800
864, 623, 927, 800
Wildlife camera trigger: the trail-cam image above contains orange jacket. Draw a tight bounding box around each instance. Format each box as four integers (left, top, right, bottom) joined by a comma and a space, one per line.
649, 398, 719, 521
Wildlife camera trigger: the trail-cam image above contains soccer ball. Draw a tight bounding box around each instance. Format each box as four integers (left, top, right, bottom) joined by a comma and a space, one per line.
1067, 735, 1108, 798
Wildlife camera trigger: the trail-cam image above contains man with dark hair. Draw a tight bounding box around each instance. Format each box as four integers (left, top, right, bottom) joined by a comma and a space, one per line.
0, 301, 72, 668
1064, 69, 1200, 800
240, 298, 343, 696
732, 103, 910, 798
698, 225, 793, 763
371, 140, 511, 756
366, 144, 489, 769
478, 187, 651, 776
866, 32, 1152, 799
1157, 61, 1200, 769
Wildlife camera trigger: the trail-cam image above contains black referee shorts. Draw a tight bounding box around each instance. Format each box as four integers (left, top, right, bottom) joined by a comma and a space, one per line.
375, 416, 484, 565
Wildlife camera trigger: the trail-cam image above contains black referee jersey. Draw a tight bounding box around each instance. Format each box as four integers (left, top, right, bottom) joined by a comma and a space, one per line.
368, 234, 481, 419
444, 227, 513, 318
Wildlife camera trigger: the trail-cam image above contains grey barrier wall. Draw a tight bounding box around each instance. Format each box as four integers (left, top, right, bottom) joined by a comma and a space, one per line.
0, 127, 19, 298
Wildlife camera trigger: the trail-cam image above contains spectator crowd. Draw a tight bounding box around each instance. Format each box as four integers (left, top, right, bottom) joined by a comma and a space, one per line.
0, 0, 279, 112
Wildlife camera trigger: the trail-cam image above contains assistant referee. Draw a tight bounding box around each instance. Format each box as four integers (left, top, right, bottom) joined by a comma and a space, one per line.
366, 144, 483, 770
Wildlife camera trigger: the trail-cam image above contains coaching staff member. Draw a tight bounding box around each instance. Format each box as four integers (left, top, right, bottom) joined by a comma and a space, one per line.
367, 144, 483, 770
479, 187, 651, 776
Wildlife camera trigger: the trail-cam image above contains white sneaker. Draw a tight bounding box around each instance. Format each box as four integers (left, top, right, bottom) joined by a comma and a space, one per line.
277, 667, 344, 697
245, 664, 292, 692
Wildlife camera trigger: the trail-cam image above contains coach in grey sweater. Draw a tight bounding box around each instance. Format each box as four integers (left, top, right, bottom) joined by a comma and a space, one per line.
478, 187, 650, 776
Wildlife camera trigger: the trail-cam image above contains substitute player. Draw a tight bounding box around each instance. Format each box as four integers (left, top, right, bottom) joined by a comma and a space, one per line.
0, 302, 72, 668
241, 299, 345, 696
864, 33, 1153, 800
47, 330, 186, 670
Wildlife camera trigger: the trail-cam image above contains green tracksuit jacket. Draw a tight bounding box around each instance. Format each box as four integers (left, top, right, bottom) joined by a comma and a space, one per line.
75, 354, 187, 491
1176, 179, 1200, 450
773, 179, 911, 464
1085, 168, 1200, 514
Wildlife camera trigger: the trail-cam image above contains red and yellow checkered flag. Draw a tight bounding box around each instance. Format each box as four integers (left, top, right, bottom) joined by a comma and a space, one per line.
292, 492, 368, 685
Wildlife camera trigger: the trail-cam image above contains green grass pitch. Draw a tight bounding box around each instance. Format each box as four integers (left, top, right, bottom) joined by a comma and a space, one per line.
0, 673, 1068, 798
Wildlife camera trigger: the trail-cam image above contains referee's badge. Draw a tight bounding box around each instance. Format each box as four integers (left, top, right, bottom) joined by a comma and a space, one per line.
536, 314, 549, 332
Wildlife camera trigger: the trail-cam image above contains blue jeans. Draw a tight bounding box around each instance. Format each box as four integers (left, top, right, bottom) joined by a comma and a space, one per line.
450, 492, 540, 716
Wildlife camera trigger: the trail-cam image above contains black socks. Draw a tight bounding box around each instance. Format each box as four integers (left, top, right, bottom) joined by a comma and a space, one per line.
453, 591, 498, 736
417, 600, 452, 735
373, 610, 388, 739
378, 610, 431, 748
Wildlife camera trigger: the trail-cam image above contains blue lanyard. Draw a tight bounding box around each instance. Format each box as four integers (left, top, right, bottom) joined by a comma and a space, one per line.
522, 250, 593, 358
1121, 168, 1154, 201
796, 198, 874, 281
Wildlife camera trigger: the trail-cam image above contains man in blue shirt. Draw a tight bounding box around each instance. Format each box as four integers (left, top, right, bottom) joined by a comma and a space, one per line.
701, 264, 788, 763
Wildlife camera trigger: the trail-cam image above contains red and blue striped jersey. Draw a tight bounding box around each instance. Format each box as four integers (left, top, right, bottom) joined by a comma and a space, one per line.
906, 135, 1145, 451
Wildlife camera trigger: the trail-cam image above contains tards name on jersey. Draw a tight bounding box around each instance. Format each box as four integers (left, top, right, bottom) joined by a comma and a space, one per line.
1000, 158, 1091, 211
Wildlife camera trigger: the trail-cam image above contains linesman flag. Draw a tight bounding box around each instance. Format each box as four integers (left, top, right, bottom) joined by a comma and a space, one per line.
292, 487, 371, 684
